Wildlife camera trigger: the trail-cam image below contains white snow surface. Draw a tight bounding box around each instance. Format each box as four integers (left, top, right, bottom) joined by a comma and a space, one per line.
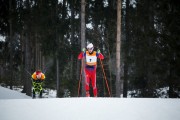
0, 86, 180, 120
0, 86, 31, 99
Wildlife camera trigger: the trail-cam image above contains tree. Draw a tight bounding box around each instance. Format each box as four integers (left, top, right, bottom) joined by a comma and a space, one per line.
0, 0, 179, 98
23, 0, 32, 96
9, 0, 13, 89
123, 0, 130, 97
116, 0, 123, 97
80, 0, 86, 97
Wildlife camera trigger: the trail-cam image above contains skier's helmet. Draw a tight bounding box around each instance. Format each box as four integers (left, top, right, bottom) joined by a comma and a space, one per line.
36, 70, 42, 79
87, 43, 94, 50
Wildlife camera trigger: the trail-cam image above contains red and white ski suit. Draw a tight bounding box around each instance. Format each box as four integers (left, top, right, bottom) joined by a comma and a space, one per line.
78, 51, 104, 97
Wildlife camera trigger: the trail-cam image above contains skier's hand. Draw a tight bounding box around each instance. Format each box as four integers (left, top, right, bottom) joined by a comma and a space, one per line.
97, 49, 101, 54
82, 48, 86, 53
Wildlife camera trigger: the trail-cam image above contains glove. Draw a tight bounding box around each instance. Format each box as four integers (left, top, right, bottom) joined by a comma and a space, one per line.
82, 48, 86, 52
97, 49, 101, 54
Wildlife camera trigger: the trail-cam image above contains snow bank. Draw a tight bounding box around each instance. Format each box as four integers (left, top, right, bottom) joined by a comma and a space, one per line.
0, 86, 31, 99
0, 98, 180, 120
0, 86, 180, 120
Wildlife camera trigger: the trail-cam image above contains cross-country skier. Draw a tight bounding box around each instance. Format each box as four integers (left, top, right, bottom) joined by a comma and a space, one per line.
31, 70, 45, 98
78, 43, 104, 97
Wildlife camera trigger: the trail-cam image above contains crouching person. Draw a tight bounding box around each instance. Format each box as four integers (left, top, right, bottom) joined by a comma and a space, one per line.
31, 70, 45, 98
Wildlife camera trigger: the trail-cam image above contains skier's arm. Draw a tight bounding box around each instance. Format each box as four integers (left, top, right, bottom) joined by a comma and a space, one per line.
98, 53, 104, 59
78, 48, 86, 60
96, 49, 104, 59
78, 52, 84, 59
31, 72, 36, 80
41, 73, 45, 80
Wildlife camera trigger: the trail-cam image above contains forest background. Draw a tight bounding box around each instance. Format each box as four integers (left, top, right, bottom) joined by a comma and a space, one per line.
0, 0, 179, 98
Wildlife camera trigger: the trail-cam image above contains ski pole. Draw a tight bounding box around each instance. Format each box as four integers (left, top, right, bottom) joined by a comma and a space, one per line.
78, 58, 84, 97
24, 69, 31, 76
100, 59, 111, 97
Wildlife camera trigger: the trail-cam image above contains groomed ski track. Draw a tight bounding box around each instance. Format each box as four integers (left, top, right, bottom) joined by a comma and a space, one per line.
0, 86, 180, 120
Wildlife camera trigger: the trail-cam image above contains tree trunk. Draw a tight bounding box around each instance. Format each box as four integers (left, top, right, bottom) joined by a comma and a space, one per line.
24, 25, 32, 96
81, 0, 86, 97
123, 0, 130, 98
20, 30, 25, 92
56, 58, 60, 97
24, 0, 32, 96
116, 0, 123, 97
70, 0, 75, 80
9, 0, 13, 90
55, 0, 60, 97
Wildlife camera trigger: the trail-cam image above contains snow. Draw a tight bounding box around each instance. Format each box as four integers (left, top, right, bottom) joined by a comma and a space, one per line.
0, 86, 180, 120
0, 86, 31, 99
0, 35, 5, 41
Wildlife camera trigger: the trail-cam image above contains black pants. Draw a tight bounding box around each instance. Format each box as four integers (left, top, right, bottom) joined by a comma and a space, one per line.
32, 80, 43, 98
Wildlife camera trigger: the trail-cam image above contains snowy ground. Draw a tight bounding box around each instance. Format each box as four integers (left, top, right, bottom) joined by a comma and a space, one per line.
0, 86, 180, 120
0, 86, 31, 99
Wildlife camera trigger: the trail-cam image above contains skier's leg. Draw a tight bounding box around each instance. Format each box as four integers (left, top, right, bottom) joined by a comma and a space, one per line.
39, 90, 42, 98
85, 69, 90, 97
91, 69, 97, 97
32, 89, 35, 98
39, 83, 43, 98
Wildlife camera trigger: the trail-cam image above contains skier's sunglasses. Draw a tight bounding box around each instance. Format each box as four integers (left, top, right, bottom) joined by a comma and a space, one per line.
88, 47, 93, 50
